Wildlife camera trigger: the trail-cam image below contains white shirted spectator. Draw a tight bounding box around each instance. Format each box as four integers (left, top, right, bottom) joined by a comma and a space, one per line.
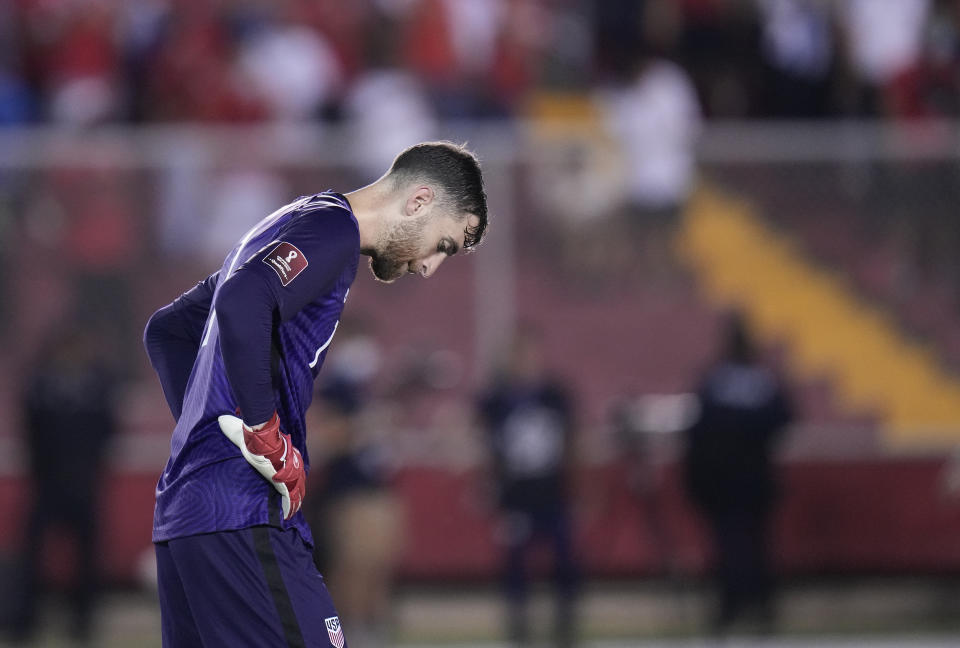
837, 0, 931, 85
442, 0, 505, 75
759, 0, 833, 80
239, 25, 342, 121
201, 169, 289, 265
598, 60, 702, 210
344, 69, 437, 183
50, 77, 118, 126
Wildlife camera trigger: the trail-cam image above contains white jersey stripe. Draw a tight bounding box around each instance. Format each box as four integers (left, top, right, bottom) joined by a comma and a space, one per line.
308, 320, 339, 369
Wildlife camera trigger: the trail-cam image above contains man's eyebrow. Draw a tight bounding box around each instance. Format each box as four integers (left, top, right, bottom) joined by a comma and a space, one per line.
445, 236, 459, 256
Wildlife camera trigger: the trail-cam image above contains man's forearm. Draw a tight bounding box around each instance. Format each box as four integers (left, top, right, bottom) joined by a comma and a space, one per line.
215, 273, 277, 427
144, 303, 203, 421
144, 274, 218, 421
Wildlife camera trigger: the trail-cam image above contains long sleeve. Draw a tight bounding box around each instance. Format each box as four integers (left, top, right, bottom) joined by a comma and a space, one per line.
216, 209, 358, 427
214, 271, 277, 427
144, 272, 219, 420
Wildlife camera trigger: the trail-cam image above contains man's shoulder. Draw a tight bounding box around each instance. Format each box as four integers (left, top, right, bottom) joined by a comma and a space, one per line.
287, 193, 359, 243
301, 192, 354, 220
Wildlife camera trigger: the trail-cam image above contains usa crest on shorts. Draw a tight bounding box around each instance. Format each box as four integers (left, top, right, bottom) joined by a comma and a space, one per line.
325, 616, 345, 648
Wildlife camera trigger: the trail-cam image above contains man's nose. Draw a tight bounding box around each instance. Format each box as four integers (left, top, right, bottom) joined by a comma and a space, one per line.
419, 252, 446, 278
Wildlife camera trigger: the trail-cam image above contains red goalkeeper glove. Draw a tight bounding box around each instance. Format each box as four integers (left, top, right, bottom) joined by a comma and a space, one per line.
218, 411, 305, 520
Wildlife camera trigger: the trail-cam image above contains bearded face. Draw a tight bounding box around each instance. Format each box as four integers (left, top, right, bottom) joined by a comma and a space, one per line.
368, 212, 429, 282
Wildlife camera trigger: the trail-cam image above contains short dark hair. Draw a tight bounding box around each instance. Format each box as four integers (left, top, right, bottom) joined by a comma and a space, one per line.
388, 141, 489, 250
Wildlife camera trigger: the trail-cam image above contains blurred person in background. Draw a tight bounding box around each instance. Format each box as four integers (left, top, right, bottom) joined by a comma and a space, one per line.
683, 311, 793, 636
757, 0, 836, 118
16, 165, 143, 374
0, 2, 35, 126
835, 0, 931, 116
477, 326, 579, 648
27, 1, 121, 126
596, 0, 702, 287
62, 168, 142, 375
673, 0, 764, 117
889, 0, 960, 119
306, 325, 403, 648
141, 2, 266, 122
344, 9, 438, 182
11, 325, 119, 645
199, 168, 291, 265
610, 390, 701, 581
881, 0, 960, 301
235, 3, 343, 123
400, 0, 517, 118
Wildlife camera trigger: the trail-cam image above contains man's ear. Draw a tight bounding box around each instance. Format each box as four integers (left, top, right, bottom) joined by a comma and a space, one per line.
405, 186, 434, 217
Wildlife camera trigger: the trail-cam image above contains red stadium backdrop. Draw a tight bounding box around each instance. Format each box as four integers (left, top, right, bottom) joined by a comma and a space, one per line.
2, 458, 960, 586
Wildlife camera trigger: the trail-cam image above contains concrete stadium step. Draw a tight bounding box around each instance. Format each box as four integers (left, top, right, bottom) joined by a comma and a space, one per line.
677, 187, 960, 449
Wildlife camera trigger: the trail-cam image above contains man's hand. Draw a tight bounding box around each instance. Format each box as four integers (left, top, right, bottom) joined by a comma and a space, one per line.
218, 411, 305, 520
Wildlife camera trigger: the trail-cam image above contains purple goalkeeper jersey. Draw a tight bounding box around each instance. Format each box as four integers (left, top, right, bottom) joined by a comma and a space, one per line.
146, 192, 359, 545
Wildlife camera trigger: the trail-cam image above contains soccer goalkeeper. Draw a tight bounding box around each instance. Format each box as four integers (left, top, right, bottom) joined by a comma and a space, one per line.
144, 142, 487, 647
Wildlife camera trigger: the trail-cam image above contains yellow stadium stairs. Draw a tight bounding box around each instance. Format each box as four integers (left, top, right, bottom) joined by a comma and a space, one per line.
677, 186, 960, 449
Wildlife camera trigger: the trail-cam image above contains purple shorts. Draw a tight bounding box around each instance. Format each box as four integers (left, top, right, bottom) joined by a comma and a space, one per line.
156, 526, 346, 647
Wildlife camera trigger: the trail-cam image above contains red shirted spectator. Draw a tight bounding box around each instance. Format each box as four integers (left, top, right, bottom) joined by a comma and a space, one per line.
23, 2, 120, 124
402, 0, 458, 86
38, 167, 140, 271
147, 6, 265, 122
888, 3, 960, 119
49, 7, 116, 82
68, 183, 139, 272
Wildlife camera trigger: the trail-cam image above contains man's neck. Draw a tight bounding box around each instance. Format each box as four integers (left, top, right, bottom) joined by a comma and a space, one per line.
345, 180, 390, 254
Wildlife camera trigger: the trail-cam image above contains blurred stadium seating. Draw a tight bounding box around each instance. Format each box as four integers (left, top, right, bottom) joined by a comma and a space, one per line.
3, 0, 960, 644
1, 120, 960, 583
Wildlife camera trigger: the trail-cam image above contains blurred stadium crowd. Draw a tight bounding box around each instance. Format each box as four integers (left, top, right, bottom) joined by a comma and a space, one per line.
1, 0, 959, 126
4, 1, 960, 646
